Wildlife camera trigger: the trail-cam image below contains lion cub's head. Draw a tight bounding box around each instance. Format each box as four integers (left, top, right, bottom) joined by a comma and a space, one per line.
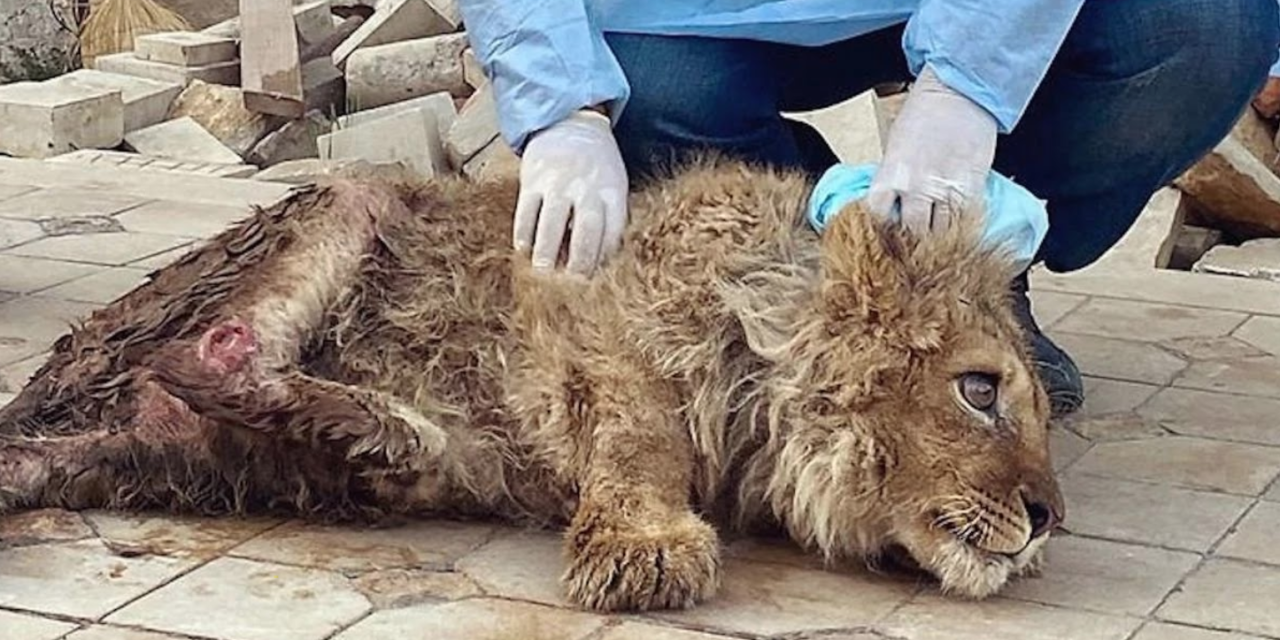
734, 198, 1063, 599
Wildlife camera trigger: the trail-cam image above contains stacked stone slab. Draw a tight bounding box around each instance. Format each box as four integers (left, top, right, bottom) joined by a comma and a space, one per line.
95, 31, 240, 87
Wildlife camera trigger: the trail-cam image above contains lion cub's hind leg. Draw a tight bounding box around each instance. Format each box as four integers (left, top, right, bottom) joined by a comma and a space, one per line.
148, 179, 447, 479
557, 358, 721, 612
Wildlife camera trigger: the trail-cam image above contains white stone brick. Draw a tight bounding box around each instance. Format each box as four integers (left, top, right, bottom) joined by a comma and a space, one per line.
1193, 238, 1280, 282
247, 111, 331, 167
331, 0, 458, 67
52, 69, 182, 133
134, 31, 238, 67
462, 47, 484, 89
301, 58, 345, 113
444, 84, 498, 169
345, 33, 469, 110
94, 52, 240, 87
294, 0, 336, 46
337, 91, 456, 138
319, 106, 448, 179
0, 81, 123, 159
46, 150, 257, 178
784, 90, 883, 165
124, 116, 245, 166
166, 80, 278, 157
462, 136, 519, 183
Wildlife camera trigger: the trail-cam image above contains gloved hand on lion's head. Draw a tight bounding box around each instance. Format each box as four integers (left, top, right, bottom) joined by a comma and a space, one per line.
0, 158, 1063, 612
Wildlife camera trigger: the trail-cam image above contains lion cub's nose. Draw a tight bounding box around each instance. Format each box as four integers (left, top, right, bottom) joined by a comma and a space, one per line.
1024, 497, 1060, 539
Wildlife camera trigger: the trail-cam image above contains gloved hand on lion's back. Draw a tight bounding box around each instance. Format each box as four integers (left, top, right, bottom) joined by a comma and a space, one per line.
460, 0, 1280, 420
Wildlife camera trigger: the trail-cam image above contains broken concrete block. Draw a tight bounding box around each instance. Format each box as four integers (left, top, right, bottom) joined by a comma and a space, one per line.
168, 80, 280, 157
345, 33, 470, 110
252, 157, 416, 184
427, 0, 460, 28
784, 90, 883, 165
124, 116, 245, 166
1093, 187, 1187, 271
53, 69, 182, 133
248, 111, 331, 167
875, 92, 907, 143
444, 84, 498, 169
201, 17, 241, 40
1229, 106, 1279, 171
462, 137, 520, 183
337, 91, 456, 138
1175, 135, 1280, 237
48, 149, 258, 178
302, 58, 345, 114
1192, 238, 1280, 282
201, 0, 335, 44
319, 106, 448, 178
94, 52, 240, 86
462, 48, 484, 89
331, 0, 458, 67
0, 81, 123, 158
1168, 224, 1223, 271
134, 31, 238, 67
294, 0, 336, 46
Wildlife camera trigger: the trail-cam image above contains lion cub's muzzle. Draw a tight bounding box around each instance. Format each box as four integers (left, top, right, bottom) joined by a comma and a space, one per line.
937, 477, 1064, 557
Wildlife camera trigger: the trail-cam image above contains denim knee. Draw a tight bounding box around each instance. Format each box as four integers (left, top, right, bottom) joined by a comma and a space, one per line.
603, 33, 806, 182
1001, 0, 1279, 272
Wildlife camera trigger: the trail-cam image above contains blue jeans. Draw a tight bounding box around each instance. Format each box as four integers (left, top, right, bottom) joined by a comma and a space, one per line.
604, 0, 1280, 272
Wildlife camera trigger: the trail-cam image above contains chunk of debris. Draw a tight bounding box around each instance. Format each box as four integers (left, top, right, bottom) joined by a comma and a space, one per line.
248, 111, 332, 167
784, 90, 884, 165
168, 80, 280, 157
294, 0, 337, 47
444, 84, 498, 170
331, 0, 459, 68
1230, 106, 1280, 171
461, 48, 484, 89
345, 33, 470, 110
337, 91, 456, 138
53, 69, 182, 133
124, 116, 245, 166
0, 80, 123, 158
94, 52, 240, 86
301, 58, 346, 114
239, 0, 306, 118
1175, 135, 1280, 237
462, 137, 520, 183
319, 106, 448, 178
252, 157, 416, 184
133, 31, 238, 67
1091, 187, 1186, 271
48, 149, 258, 178
1192, 238, 1280, 282
1168, 224, 1223, 271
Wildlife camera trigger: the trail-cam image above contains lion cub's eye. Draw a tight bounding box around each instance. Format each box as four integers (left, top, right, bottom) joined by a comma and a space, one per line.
959, 373, 999, 412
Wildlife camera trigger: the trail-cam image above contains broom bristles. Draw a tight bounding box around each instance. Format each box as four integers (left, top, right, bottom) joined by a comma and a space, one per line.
80, 0, 192, 68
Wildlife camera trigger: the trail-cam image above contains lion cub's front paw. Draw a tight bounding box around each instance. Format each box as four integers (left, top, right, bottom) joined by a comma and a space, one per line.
562, 511, 721, 612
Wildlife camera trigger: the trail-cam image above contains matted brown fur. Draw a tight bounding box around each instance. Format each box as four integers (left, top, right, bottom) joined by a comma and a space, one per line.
0, 159, 1063, 611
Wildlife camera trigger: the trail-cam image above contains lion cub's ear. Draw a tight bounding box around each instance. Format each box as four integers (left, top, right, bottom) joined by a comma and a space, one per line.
720, 266, 815, 361
817, 201, 910, 331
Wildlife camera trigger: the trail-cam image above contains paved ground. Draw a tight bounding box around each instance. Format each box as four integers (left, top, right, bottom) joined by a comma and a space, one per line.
1, 156, 1279, 640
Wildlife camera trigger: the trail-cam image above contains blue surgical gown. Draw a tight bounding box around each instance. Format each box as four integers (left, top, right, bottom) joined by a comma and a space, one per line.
458, 1, 1280, 154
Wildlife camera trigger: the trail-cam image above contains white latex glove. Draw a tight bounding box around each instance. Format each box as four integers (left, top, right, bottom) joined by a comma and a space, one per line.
866, 64, 998, 235
514, 109, 628, 276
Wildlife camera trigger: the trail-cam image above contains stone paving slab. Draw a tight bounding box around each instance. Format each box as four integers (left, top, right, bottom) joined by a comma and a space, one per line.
1, 158, 1280, 639
106, 556, 373, 640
